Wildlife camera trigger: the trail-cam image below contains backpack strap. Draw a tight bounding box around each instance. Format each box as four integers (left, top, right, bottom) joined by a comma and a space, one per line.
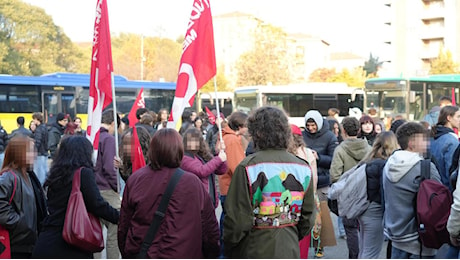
136, 168, 185, 258
421, 159, 431, 181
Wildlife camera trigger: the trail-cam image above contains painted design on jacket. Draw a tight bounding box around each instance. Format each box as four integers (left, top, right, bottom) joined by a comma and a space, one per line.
246, 162, 311, 228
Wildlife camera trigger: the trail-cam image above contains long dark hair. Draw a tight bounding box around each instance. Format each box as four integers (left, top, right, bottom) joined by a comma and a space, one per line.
183, 127, 213, 161
44, 135, 94, 189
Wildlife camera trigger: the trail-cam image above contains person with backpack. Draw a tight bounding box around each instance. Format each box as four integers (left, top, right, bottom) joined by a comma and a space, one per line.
430, 105, 460, 190
383, 122, 441, 258
330, 117, 371, 259
358, 131, 399, 258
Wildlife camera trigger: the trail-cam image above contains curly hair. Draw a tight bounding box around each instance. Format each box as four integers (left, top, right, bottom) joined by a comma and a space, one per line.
341, 117, 360, 137
396, 122, 427, 150
45, 135, 94, 189
248, 106, 292, 150
183, 127, 213, 161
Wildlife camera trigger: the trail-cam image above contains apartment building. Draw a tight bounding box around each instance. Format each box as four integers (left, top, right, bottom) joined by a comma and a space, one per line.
382, 0, 460, 76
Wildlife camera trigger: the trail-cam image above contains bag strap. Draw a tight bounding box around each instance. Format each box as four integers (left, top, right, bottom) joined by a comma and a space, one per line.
8, 171, 17, 205
137, 168, 184, 258
421, 159, 430, 181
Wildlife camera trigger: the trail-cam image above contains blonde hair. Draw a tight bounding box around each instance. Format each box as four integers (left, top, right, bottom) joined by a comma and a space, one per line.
363, 131, 399, 162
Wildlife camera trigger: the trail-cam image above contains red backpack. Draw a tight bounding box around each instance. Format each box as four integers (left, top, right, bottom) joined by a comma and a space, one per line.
416, 159, 452, 249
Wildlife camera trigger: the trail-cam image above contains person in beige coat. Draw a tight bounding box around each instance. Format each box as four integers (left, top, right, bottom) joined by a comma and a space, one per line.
330, 117, 371, 258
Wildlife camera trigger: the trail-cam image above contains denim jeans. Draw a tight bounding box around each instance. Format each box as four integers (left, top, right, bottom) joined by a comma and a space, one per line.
33, 155, 48, 185
444, 246, 460, 259
219, 195, 226, 258
0, 152, 4, 169
391, 246, 435, 259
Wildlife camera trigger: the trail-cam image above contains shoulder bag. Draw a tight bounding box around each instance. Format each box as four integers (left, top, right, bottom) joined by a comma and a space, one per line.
136, 168, 184, 258
0, 171, 17, 259
62, 167, 104, 252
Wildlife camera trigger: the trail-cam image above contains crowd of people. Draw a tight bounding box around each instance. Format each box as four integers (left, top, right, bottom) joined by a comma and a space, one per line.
1, 98, 460, 259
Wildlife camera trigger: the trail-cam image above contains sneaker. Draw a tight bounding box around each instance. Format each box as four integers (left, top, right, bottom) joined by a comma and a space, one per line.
315, 247, 324, 258
339, 234, 347, 239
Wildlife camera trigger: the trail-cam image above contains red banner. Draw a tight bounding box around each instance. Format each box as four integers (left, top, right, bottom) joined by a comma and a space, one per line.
86, 0, 114, 150
128, 88, 145, 128
167, 0, 216, 129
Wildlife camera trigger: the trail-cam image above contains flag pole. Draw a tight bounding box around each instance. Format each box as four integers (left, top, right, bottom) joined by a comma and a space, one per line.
213, 76, 223, 145
111, 72, 120, 194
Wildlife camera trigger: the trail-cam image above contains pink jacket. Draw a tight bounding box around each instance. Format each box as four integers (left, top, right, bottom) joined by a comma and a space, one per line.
181, 153, 228, 208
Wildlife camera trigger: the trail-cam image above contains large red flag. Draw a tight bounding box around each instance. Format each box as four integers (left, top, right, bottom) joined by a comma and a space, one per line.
86, 0, 114, 150
127, 89, 146, 172
167, 0, 216, 129
128, 88, 145, 128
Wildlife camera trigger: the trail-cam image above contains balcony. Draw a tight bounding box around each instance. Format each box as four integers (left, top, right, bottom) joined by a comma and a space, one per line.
419, 28, 445, 40
419, 46, 439, 60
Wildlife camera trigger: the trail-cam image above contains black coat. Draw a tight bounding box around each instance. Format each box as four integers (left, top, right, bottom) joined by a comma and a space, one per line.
32, 167, 119, 258
302, 120, 338, 188
0, 127, 7, 153
365, 158, 387, 204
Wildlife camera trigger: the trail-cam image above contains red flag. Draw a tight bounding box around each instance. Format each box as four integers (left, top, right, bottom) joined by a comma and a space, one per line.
131, 126, 146, 172
127, 89, 146, 172
205, 106, 216, 125
86, 0, 114, 150
128, 88, 145, 128
167, 0, 216, 129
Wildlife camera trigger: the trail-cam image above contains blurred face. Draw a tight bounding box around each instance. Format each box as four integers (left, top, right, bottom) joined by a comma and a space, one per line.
74, 118, 82, 128
306, 122, 318, 134
185, 133, 200, 151
374, 124, 382, 134
332, 122, 339, 136
26, 141, 36, 167
194, 119, 203, 129
448, 110, 460, 129
29, 121, 36, 132
160, 111, 168, 121
410, 133, 428, 155
58, 118, 68, 127
361, 122, 373, 134
190, 112, 197, 122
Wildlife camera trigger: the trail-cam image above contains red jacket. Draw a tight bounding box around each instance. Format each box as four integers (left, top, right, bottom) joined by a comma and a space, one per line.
118, 166, 220, 258
180, 153, 228, 207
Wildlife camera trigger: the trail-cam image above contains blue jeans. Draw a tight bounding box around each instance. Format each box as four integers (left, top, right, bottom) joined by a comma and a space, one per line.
444, 245, 460, 259
33, 155, 48, 185
391, 246, 435, 259
219, 195, 226, 258
0, 152, 4, 169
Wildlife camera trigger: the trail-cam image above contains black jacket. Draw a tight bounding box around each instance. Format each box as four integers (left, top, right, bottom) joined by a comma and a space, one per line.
9, 126, 33, 139
0, 127, 7, 153
34, 124, 48, 156
32, 167, 119, 258
365, 158, 387, 204
0, 169, 48, 254
302, 120, 339, 188
48, 122, 65, 158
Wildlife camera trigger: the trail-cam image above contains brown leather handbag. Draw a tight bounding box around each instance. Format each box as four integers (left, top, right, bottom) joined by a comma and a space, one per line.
62, 167, 104, 252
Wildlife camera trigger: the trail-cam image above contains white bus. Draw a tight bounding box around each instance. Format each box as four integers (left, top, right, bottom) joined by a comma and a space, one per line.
196, 91, 234, 117
233, 83, 364, 127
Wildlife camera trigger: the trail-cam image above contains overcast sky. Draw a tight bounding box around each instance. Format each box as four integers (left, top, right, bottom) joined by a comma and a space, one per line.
22, 0, 386, 57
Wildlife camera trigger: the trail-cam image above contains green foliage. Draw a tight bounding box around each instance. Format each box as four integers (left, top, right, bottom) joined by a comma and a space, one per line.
430, 48, 458, 74
363, 53, 383, 77
0, 0, 88, 75
236, 24, 291, 86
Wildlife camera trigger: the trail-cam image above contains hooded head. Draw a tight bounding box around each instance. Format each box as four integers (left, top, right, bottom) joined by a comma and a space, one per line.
304, 110, 323, 133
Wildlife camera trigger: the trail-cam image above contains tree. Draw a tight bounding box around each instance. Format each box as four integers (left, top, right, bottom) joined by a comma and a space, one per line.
0, 0, 88, 75
308, 68, 336, 82
430, 48, 458, 74
329, 67, 367, 87
201, 65, 229, 92
363, 53, 383, 77
236, 24, 291, 86
111, 33, 181, 81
